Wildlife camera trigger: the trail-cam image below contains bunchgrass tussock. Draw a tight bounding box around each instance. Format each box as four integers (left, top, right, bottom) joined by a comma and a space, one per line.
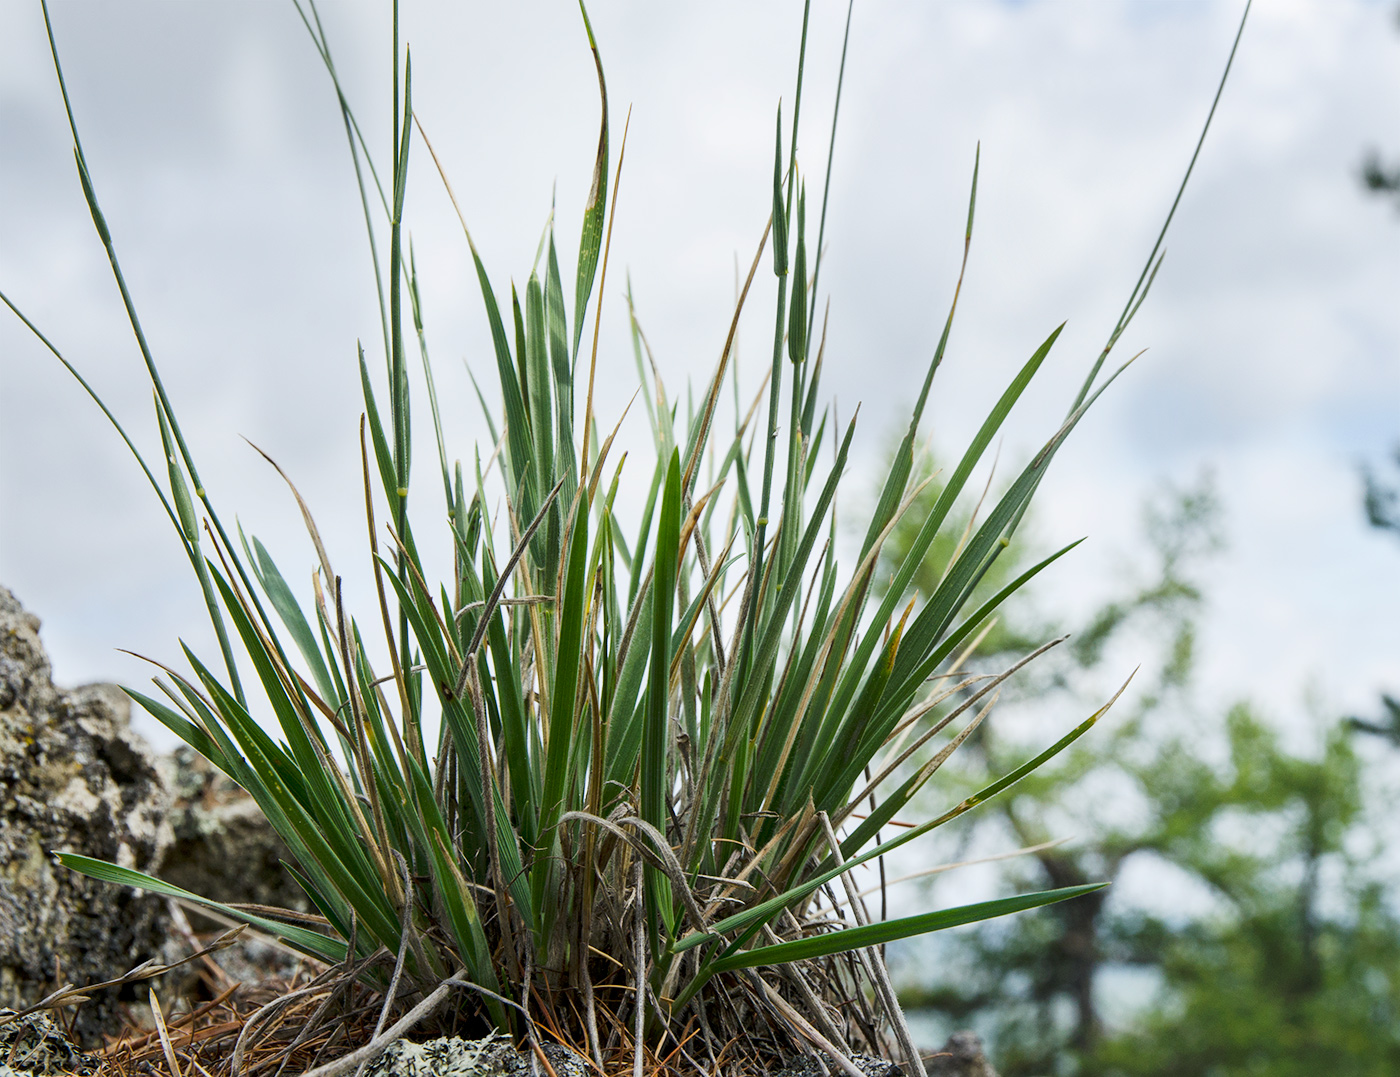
3, 2, 1249, 1073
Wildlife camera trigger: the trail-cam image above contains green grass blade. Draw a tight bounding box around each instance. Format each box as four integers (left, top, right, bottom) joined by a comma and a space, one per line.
547, 232, 578, 500
712, 884, 1104, 973
668, 882, 1106, 1011
787, 186, 807, 366
125, 688, 231, 775
244, 534, 338, 705
573, 1, 609, 360
408, 241, 456, 514
532, 493, 592, 934
58, 854, 347, 963
727, 416, 856, 748
803, 0, 854, 352
387, 52, 413, 513
643, 450, 683, 948
1071, 0, 1251, 411
460, 233, 532, 506
174, 663, 405, 951
857, 147, 980, 563
824, 322, 1062, 738
525, 271, 557, 571
674, 685, 1124, 962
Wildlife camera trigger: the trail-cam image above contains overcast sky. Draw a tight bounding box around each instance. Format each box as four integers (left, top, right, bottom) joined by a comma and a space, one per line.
2, 0, 1398, 756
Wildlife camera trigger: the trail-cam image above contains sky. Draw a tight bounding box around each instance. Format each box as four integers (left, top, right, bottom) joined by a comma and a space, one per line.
2, 0, 1398, 774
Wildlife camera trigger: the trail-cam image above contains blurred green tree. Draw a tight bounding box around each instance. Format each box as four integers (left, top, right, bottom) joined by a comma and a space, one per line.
880, 460, 1400, 1076
1355, 3, 1400, 211
1361, 152, 1400, 208
1349, 1, 1400, 744
1344, 442, 1400, 743
1088, 710, 1400, 1077
1358, 4, 1400, 211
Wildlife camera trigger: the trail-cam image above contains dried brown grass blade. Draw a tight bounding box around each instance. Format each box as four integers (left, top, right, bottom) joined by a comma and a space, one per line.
149, 988, 184, 1077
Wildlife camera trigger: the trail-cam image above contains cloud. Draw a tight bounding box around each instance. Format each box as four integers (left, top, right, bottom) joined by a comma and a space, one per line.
1, 1, 1397, 746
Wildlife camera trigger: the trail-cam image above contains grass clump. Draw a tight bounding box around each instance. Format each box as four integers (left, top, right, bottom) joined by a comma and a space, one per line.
2, 2, 1248, 1073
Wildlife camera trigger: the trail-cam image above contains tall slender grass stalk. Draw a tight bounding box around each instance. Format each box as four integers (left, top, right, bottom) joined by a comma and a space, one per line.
4, 1, 1250, 1070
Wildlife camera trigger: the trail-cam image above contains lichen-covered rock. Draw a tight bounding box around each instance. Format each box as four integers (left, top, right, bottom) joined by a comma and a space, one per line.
770, 1030, 997, 1077
0, 586, 173, 1045
0, 1009, 99, 1076
157, 745, 309, 991
362, 1035, 588, 1077
162, 745, 308, 914
771, 1050, 904, 1077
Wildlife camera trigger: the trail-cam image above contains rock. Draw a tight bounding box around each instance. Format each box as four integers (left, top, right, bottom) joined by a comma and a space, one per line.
362, 1034, 589, 1077
773, 1030, 998, 1077
158, 746, 310, 991
0, 586, 173, 1045
771, 1051, 904, 1077
162, 744, 308, 914
0, 1009, 99, 1076
926, 1031, 998, 1077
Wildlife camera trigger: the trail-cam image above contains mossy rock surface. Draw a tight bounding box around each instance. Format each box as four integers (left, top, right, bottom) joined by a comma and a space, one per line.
362, 1034, 589, 1077
0, 586, 172, 1046
0, 1010, 98, 1076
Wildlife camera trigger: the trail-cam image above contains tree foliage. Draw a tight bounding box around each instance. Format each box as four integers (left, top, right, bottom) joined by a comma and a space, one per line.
883, 470, 1400, 1076
1358, 3, 1400, 212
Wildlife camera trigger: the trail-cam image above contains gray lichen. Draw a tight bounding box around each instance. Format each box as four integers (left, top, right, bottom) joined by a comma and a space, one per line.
0, 587, 172, 1045
0, 1009, 99, 1076
363, 1035, 590, 1077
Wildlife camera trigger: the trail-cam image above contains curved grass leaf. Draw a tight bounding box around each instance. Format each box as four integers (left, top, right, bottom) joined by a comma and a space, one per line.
706, 883, 1102, 978
58, 853, 347, 963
